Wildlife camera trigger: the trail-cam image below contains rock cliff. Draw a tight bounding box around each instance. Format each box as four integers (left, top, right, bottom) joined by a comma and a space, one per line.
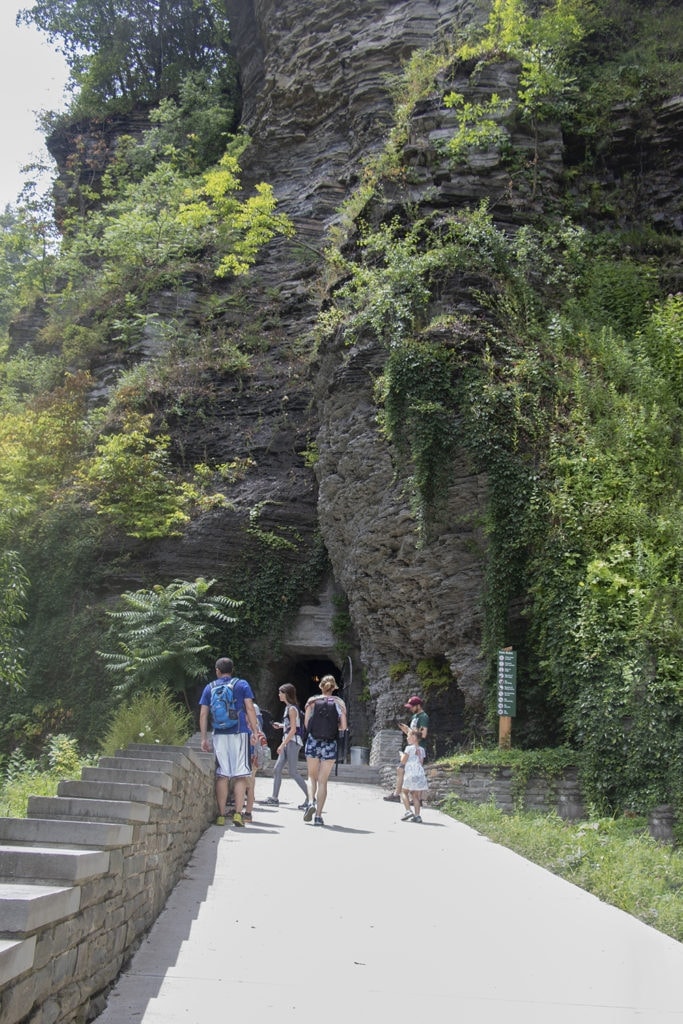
218, 0, 492, 753
34, 0, 682, 760
221, 0, 681, 755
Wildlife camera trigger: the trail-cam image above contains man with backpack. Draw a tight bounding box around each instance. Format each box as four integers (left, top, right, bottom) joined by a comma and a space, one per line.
199, 657, 265, 827
302, 674, 347, 826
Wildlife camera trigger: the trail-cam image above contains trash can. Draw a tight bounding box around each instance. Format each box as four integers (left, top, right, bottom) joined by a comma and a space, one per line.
350, 746, 369, 765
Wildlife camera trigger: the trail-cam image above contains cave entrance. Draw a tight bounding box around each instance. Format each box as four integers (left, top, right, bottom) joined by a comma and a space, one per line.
260, 656, 341, 754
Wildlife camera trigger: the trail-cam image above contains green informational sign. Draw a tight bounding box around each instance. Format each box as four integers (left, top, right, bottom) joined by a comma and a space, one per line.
497, 649, 517, 716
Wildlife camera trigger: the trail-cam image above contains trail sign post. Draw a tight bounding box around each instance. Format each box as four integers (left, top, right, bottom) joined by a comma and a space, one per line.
497, 648, 517, 749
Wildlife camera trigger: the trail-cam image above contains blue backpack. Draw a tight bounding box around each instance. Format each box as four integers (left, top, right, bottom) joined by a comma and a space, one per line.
209, 678, 242, 731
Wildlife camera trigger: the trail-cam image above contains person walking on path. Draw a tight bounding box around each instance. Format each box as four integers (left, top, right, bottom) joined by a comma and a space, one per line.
199, 657, 264, 827
383, 695, 429, 802
302, 674, 347, 826
244, 702, 269, 822
264, 683, 310, 809
400, 727, 428, 822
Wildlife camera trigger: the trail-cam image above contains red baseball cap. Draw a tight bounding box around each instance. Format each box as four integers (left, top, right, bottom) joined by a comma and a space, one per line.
404, 696, 422, 708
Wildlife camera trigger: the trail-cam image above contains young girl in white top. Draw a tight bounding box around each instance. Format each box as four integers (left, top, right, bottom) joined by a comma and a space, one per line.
400, 728, 428, 823
265, 684, 309, 807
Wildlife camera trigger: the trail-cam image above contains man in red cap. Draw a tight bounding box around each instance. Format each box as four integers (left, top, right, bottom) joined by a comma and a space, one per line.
383, 696, 429, 801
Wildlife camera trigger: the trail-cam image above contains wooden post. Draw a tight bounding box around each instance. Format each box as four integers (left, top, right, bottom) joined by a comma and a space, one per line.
499, 715, 512, 749
497, 646, 516, 749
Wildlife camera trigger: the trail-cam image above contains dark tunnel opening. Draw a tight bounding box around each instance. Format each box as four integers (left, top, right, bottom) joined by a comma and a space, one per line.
260, 656, 341, 756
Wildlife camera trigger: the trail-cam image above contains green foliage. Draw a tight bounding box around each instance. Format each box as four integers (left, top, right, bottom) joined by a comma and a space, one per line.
523, 291, 683, 812
416, 657, 452, 694
19, 0, 233, 115
442, 91, 511, 163
442, 745, 579, 806
0, 551, 29, 690
42, 137, 293, 357
247, 502, 300, 552
99, 687, 193, 755
0, 734, 92, 817
330, 214, 495, 346
0, 505, 113, 758
0, 373, 90, 528
443, 800, 683, 943
98, 577, 239, 703
0, 761, 60, 818
178, 143, 295, 278
389, 660, 411, 682
146, 70, 238, 174
78, 414, 192, 539
46, 732, 84, 776
568, 0, 683, 156
0, 200, 59, 339
223, 535, 330, 675
459, 0, 591, 125
377, 336, 461, 528
299, 441, 319, 468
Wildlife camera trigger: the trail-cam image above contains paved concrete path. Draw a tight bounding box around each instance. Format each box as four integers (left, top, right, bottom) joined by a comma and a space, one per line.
95, 777, 683, 1024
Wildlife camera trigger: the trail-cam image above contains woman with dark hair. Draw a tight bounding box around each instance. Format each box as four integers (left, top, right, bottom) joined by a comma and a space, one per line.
264, 683, 310, 808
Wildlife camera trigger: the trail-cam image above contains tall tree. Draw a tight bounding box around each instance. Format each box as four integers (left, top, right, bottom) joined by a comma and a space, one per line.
18, 0, 232, 106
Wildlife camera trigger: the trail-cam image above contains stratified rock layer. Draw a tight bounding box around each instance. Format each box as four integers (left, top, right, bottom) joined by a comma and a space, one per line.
225, 0, 490, 748
36, 1, 682, 754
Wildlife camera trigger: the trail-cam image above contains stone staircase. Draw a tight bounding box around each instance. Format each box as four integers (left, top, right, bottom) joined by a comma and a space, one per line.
0, 737, 383, 1023
0, 743, 215, 1024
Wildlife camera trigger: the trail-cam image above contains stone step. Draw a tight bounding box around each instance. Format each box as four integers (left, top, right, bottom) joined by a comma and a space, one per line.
328, 764, 380, 784
57, 779, 165, 805
0, 883, 80, 937
0, 846, 110, 886
98, 756, 182, 777
27, 795, 151, 824
0, 818, 133, 849
81, 766, 174, 790
113, 744, 212, 774
0, 936, 36, 986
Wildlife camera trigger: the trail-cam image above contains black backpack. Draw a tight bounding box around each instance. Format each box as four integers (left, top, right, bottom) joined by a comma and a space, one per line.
307, 697, 340, 741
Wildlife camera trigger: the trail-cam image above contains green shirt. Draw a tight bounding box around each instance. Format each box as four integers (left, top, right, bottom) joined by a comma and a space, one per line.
410, 710, 429, 751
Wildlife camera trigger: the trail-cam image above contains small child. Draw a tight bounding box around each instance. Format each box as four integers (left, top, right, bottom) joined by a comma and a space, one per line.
400, 728, 428, 823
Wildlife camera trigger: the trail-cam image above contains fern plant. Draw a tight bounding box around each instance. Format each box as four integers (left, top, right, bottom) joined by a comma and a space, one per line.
98, 577, 240, 706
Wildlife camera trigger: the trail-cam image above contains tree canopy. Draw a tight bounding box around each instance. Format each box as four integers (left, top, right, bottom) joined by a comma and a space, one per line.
18, 0, 233, 107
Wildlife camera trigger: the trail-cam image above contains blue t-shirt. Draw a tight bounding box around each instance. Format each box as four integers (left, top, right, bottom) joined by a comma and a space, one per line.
199, 676, 255, 734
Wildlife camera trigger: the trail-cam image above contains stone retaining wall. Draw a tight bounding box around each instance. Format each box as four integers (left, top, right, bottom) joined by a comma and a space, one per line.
421, 763, 586, 819
377, 758, 587, 820
0, 742, 215, 1024
380, 759, 677, 841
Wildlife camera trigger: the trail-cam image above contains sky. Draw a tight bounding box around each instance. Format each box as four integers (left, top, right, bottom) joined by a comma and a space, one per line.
0, 3, 70, 209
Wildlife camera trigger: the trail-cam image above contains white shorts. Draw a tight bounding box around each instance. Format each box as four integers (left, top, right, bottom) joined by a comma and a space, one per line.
212, 732, 252, 778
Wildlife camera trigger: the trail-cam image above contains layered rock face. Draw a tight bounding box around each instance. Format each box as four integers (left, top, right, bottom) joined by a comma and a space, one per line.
34, 1, 681, 756
225, 0, 490, 751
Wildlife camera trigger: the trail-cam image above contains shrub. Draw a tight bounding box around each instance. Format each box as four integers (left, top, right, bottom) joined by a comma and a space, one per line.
99, 688, 193, 756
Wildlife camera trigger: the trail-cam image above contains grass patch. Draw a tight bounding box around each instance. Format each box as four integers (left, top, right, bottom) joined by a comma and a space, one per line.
0, 734, 94, 818
0, 772, 63, 818
442, 797, 683, 943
